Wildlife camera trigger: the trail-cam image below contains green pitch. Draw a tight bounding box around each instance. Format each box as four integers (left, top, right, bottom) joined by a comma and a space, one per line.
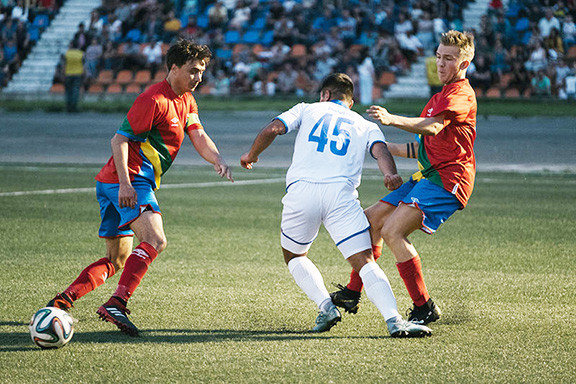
0, 164, 575, 383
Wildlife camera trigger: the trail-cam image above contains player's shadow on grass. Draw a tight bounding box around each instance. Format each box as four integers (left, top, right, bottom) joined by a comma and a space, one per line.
73, 328, 378, 344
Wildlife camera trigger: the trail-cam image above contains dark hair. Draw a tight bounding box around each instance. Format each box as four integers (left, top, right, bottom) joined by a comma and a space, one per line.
320, 73, 354, 102
166, 40, 212, 70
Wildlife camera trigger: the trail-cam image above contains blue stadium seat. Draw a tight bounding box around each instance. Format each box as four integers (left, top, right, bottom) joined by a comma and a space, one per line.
197, 14, 209, 29
225, 30, 241, 44
215, 47, 233, 60
125, 28, 142, 43
242, 30, 261, 44
261, 30, 274, 46
28, 26, 40, 42
251, 17, 266, 30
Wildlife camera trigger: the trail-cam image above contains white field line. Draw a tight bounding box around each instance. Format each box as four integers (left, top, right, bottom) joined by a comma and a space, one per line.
0, 178, 286, 197
1, 175, 575, 197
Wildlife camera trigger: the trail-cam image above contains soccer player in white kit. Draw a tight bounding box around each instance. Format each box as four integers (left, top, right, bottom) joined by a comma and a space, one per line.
240, 73, 432, 337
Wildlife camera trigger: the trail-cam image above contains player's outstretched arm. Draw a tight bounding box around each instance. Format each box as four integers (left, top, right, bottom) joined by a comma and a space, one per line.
367, 105, 445, 136
386, 141, 419, 158
371, 142, 403, 191
240, 119, 286, 169
188, 129, 234, 182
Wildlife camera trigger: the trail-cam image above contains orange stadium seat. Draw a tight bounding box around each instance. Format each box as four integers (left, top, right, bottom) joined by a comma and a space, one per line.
290, 44, 307, 57
50, 83, 64, 93
372, 86, 382, 100
125, 83, 142, 93
106, 83, 123, 94
134, 70, 151, 85
505, 88, 520, 98
88, 83, 104, 94
97, 69, 114, 85
378, 72, 396, 87
115, 70, 133, 85
486, 87, 501, 98
153, 70, 167, 83
567, 45, 576, 60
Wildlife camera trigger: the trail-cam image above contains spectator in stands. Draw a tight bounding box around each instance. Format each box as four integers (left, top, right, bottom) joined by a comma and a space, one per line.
561, 14, 576, 48
507, 60, 530, 97
397, 29, 424, 63
468, 55, 492, 96
142, 38, 163, 79
73, 22, 89, 51
163, 10, 181, 43
208, 1, 228, 31
210, 69, 230, 96
559, 63, 576, 100
108, 14, 122, 42
531, 69, 551, 97
416, 11, 436, 54
539, 8, 561, 39
231, 70, 251, 94
11, 0, 28, 23
489, 39, 510, 86
122, 39, 144, 71
84, 37, 103, 84
425, 54, 443, 96
64, 41, 84, 113
357, 46, 375, 105
276, 62, 297, 94
102, 40, 121, 72
524, 40, 548, 72
554, 59, 571, 97
3, 38, 19, 74
229, 0, 251, 30
0, 49, 9, 87
544, 27, 564, 59
338, 9, 357, 47
15, 19, 29, 58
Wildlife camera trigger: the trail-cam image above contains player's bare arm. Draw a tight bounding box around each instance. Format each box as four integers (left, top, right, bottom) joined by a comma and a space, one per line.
240, 119, 286, 169
367, 106, 445, 136
386, 141, 419, 158
188, 129, 234, 182
111, 133, 137, 208
371, 142, 403, 191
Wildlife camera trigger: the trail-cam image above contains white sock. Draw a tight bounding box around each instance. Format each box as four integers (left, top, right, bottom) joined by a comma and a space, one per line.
287, 257, 331, 310
359, 262, 400, 321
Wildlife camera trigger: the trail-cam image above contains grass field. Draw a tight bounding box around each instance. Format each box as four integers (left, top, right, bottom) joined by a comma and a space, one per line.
0, 164, 575, 383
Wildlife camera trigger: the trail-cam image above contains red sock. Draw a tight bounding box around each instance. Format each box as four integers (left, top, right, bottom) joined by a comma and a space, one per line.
63, 257, 116, 301
346, 245, 382, 292
113, 242, 158, 302
396, 256, 430, 306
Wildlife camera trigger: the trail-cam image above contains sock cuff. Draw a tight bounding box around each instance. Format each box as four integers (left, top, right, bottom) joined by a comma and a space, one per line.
396, 255, 422, 276
136, 242, 159, 262
359, 261, 380, 280
98, 257, 116, 277
287, 256, 309, 274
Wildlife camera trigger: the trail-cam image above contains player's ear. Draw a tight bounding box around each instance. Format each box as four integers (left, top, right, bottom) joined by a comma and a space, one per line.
460, 60, 471, 71
320, 90, 330, 102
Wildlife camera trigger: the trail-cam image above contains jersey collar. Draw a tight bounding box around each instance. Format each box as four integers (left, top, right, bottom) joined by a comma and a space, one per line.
329, 99, 349, 109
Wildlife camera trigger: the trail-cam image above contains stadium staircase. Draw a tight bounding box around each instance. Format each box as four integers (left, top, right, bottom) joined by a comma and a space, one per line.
2, 0, 100, 96
383, 0, 493, 99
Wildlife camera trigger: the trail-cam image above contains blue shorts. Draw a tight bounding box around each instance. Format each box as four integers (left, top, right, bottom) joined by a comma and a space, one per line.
381, 178, 462, 234
96, 179, 161, 238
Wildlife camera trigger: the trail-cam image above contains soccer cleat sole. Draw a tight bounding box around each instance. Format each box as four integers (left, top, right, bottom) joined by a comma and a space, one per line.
390, 328, 432, 338
312, 316, 341, 333
96, 306, 139, 337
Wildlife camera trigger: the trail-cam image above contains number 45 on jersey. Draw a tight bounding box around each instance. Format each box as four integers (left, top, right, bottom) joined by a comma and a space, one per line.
308, 113, 352, 156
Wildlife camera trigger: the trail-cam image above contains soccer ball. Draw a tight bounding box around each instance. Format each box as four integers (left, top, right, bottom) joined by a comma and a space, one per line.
29, 307, 74, 349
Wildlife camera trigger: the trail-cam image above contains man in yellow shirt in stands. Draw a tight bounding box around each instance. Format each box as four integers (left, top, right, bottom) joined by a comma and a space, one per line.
64, 41, 84, 112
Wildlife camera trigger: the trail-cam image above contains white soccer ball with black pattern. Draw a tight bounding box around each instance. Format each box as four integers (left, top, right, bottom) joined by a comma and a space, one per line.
29, 307, 74, 349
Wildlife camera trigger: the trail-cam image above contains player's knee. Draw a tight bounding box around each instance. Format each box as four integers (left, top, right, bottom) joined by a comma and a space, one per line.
150, 235, 167, 253
381, 222, 400, 245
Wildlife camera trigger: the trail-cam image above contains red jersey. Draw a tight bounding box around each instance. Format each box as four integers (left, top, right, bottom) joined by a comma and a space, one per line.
413, 78, 477, 207
96, 80, 203, 189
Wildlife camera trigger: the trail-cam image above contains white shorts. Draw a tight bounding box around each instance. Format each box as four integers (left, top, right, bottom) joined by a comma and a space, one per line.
280, 181, 371, 259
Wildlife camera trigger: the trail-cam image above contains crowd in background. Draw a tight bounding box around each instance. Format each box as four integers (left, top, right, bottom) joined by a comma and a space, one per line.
0, 0, 62, 87
3, 0, 576, 100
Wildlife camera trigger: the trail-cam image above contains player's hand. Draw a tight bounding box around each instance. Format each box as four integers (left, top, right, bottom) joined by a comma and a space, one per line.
240, 153, 258, 170
214, 161, 234, 182
384, 174, 403, 191
367, 105, 393, 126
118, 183, 137, 209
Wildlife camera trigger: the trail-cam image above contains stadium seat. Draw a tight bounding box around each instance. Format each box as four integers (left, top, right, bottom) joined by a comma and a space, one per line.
261, 30, 274, 46
106, 83, 123, 94
290, 44, 307, 57
97, 70, 114, 85
88, 83, 104, 94
233, 44, 247, 55
153, 70, 167, 82
197, 14, 209, 29
378, 72, 396, 87
161, 43, 170, 56
28, 26, 40, 43
486, 87, 501, 98
225, 30, 241, 45
242, 30, 261, 44
499, 73, 512, 88
567, 45, 576, 60
50, 83, 64, 93
251, 17, 266, 30
372, 86, 382, 100
505, 88, 520, 98
134, 70, 151, 85
216, 47, 233, 60
125, 83, 142, 93
32, 14, 50, 31
115, 70, 134, 85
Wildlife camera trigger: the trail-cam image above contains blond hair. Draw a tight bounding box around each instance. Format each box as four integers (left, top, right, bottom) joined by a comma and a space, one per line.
440, 30, 475, 62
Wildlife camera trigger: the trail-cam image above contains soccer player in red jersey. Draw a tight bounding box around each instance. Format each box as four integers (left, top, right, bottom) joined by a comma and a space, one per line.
331, 30, 477, 325
46, 40, 233, 336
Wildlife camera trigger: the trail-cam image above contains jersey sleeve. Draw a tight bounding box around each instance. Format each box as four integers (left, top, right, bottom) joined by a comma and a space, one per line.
185, 97, 204, 132
275, 103, 306, 134
430, 86, 473, 126
118, 93, 158, 142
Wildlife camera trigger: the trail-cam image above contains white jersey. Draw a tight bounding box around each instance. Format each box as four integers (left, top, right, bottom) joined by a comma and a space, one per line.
276, 100, 385, 188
